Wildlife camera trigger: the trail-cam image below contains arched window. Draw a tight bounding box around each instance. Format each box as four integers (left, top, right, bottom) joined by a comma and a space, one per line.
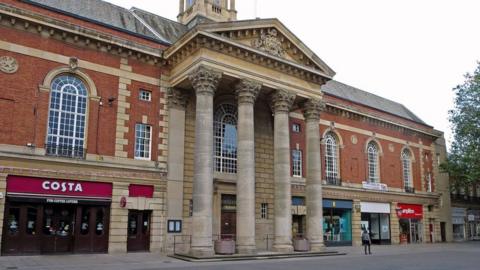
367, 141, 379, 183
46, 75, 88, 158
401, 149, 413, 189
324, 132, 339, 184
214, 104, 237, 173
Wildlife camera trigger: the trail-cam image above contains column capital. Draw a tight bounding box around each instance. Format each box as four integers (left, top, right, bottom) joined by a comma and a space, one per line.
188, 66, 222, 96
235, 79, 261, 104
167, 88, 188, 109
303, 98, 325, 121
270, 89, 295, 113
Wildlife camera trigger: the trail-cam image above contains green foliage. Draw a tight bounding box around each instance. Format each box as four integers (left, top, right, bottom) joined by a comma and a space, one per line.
443, 62, 480, 187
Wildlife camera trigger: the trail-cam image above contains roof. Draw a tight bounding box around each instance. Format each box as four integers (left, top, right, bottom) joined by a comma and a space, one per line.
22, 0, 187, 44
322, 80, 428, 126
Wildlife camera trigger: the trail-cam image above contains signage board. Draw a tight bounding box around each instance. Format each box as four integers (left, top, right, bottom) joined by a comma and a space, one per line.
396, 203, 423, 219
362, 181, 388, 192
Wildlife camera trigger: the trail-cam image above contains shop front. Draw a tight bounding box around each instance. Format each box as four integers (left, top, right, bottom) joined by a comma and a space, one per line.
451, 207, 466, 241
467, 210, 480, 241
397, 203, 423, 244
360, 202, 391, 245
2, 175, 112, 255
322, 199, 352, 246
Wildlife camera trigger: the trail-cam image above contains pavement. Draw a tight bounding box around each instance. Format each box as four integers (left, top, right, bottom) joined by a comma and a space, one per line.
0, 241, 479, 270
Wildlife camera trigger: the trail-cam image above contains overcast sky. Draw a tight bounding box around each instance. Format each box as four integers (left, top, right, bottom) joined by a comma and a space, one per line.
107, 0, 480, 147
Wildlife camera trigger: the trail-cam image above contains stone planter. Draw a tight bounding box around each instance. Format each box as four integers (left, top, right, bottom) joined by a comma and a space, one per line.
214, 239, 236, 255
293, 238, 310, 252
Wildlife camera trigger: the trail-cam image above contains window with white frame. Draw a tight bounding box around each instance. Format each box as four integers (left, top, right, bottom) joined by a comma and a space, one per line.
427, 172, 433, 192
324, 132, 339, 180
367, 141, 380, 183
134, 123, 152, 160
292, 149, 303, 177
214, 104, 238, 173
46, 75, 88, 158
292, 123, 301, 133
261, 203, 268, 219
139, 89, 151, 101
401, 149, 413, 188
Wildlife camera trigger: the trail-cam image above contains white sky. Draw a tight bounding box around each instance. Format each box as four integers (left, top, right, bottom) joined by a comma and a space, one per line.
106, 0, 480, 147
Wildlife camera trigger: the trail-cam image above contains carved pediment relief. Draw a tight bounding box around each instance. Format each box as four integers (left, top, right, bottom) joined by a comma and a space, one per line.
251, 28, 285, 58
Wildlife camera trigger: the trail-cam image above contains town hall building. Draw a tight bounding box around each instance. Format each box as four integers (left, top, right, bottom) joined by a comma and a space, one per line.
0, 0, 452, 256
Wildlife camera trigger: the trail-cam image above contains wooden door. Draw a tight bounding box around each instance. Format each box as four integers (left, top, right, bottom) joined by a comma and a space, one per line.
74, 206, 109, 253
41, 205, 75, 253
127, 210, 151, 252
1, 203, 41, 255
220, 211, 236, 240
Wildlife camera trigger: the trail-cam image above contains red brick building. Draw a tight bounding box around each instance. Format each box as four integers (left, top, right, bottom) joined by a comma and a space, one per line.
0, 0, 452, 256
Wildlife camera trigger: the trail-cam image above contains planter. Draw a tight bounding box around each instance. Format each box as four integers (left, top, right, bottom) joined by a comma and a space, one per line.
214, 239, 236, 255
293, 238, 310, 252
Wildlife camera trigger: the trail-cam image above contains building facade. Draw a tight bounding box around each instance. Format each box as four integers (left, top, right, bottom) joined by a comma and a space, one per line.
0, 0, 452, 256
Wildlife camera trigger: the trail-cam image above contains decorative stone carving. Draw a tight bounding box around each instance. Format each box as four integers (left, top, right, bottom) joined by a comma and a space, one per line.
302, 98, 325, 121
69, 57, 79, 71
0, 56, 19, 74
252, 29, 285, 58
351, 135, 358, 145
167, 88, 188, 109
235, 79, 261, 104
188, 66, 222, 96
388, 143, 395, 153
270, 89, 295, 113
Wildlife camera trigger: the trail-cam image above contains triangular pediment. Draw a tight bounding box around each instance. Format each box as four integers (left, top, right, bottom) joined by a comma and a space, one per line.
196, 19, 336, 77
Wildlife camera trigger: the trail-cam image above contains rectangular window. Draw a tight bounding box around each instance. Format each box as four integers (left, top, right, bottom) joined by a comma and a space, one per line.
139, 89, 152, 101
292, 150, 302, 177
261, 203, 268, 219
292, 123, 301, 133
134, 124, 152, 160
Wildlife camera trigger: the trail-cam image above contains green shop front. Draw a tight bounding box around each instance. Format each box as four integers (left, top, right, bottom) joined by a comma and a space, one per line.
323, 199, 352, 246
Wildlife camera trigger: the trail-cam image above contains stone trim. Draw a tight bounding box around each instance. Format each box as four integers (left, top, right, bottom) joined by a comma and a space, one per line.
39, 66, 100, 100
115, 59, 132, 158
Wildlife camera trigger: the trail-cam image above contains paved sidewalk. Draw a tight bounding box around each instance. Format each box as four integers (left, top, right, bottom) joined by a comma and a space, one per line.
0, 242, 478, 270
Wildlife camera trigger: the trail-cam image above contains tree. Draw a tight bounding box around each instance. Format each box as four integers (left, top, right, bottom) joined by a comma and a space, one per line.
442, 62, 480, 190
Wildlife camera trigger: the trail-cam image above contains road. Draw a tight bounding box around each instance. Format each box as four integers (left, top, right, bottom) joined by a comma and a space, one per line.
1, 242, 478, 270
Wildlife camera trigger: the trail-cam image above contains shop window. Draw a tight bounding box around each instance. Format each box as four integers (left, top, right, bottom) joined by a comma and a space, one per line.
367, 141, 380, 183
323, 207, 352, 244
46, 75, 88, 159
261, 203, 268, 219
26, 207, 37, 235
80, 207, 90, 235
139, 89, 152, 102
214, 104, 238, 174
96, 209, 105, 235
7, 208, 20, 236
43, 207, 54, 235
134, 123, 152, 160
292, 150, 303, 177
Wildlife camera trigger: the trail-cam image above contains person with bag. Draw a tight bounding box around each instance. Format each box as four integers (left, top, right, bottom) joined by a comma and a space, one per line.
362, 228, 372, 255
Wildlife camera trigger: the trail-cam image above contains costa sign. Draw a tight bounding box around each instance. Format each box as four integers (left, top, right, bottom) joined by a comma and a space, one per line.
396, 203, 423, 219
7, 175, 112, 198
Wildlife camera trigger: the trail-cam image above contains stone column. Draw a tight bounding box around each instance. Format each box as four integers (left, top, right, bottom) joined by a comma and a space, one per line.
303, 98, 325, 251
188, 66, 222, 257
235, 79, 261, 254
271, 89, 295, 252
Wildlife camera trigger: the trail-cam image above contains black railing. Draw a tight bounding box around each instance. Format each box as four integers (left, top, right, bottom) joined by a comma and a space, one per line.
325, 176, 341, 186
45, 143, 86, 159
404, 186, 415, 193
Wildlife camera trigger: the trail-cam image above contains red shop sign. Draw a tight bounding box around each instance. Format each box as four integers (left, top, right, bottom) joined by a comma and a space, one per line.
7, 175, 112, 199
396, 203, 423, 219
129, 184, 154, 198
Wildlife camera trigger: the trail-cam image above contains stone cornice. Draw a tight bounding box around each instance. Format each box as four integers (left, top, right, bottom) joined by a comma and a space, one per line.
0, 3, 163, 66
188, 66, 222, 96
271, 89, 296, 113
165, 30, 331, 85
235, 79, 261, 104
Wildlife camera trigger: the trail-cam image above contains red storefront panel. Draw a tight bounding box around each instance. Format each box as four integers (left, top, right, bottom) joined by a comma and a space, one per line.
397, 203, 423, 219
6, 175, 112, 198
129, 184, 154, 198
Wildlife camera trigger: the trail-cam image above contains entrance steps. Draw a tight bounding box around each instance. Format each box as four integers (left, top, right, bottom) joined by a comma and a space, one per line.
169, 250, 345, 262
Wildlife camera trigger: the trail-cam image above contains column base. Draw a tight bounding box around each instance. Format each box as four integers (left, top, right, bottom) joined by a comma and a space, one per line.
236, 244, 256, 255
272, 244, 294, 253
309, 241, 325, 252
190, 246, 215, 257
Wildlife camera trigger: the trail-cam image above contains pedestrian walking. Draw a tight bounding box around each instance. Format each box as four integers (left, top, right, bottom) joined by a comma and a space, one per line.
362, 228, 372, 255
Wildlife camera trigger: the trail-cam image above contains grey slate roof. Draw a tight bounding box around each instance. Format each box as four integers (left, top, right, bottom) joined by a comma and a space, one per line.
322, 80, 428, 125
22, 0, 187, 44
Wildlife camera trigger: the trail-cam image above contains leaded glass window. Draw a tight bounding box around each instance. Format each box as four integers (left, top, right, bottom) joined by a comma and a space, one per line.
214, 104, 237, 173
367, 141, 379, 183
46, 75, 88, 158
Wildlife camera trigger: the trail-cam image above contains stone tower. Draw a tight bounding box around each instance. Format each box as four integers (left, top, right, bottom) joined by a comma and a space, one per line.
178, 0, 237, 25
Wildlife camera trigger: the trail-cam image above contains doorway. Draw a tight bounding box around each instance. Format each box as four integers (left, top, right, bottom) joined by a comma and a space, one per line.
440, 222, 446, 242
41, 205, 75, 253
220, 194, 236, 240
127, 210, 151, 252
74, 206, 109, 253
